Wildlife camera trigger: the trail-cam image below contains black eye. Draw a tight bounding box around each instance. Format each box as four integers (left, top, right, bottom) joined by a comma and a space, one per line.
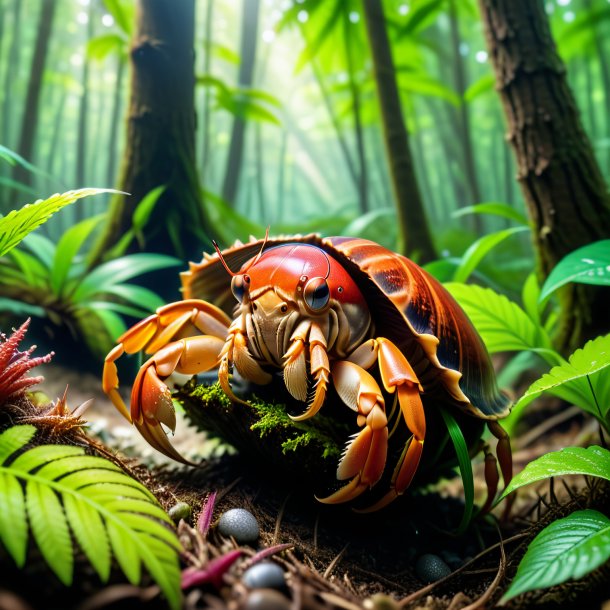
231, 274, 250, 302
303, 277, 330, 312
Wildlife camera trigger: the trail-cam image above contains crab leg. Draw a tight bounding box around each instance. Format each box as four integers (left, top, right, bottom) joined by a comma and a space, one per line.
317, 361, 388, 504
129, 335, 226, 463
103, 300, 231, 422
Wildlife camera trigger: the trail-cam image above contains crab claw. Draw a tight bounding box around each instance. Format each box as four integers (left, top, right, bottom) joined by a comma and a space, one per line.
128, 336, 225, 465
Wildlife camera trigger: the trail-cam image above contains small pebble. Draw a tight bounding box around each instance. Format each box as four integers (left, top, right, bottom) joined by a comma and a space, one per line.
168, 502, 192, 523
244, 588, 291, 610
217, 508, 260, 544
363, 593, 399, 610
415, 553, 452, 583
242, 561, 286, 590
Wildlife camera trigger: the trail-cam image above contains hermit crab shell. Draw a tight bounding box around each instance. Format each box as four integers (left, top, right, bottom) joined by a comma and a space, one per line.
181, 235, 511, 421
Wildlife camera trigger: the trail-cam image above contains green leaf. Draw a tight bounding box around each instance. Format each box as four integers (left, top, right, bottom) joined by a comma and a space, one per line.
103, 284, 165, 312
0, 189, 116, 258
399, 73, 461, 106
513, 334, 610, 421
132, 185, 166, 232
463, 73, 495, 102
452, 226, 530, 283
521, 272, 542, 326
102, 0, 133, 35
500, 446, 610, 500
399, 0, 445, 37
51, 215, 104, 295
502, 509, 610, 602
87, 33, 126, 60
72, 254, 181, 301
539, 240, 610, 301
452, 202, 529, 226
0, 425, 181, 609
439, 407, 474, 533
444, 283, 557, 361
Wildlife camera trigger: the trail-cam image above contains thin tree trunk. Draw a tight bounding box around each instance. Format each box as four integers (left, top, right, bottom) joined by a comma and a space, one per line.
106, 57, 126, 187
1, 0, 21, 148
275, 129, 288, 223
12, 0, 56, 194
448, 0, 483, 222
479, 0, 610, 351
200, 0, 214, 179
76, 1, 94, 189
46, 89, 66, 177
220, 0, 260, 206
344, 12, 369, 215
91, 0, 211, 266
362, 0, 436, 262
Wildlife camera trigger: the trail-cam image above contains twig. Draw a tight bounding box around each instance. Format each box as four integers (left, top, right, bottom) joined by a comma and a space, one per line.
273, 493, 291, 545
323, 543, 349, 579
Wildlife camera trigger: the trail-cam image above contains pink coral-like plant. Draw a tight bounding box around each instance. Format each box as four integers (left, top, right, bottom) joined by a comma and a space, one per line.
0, 319, 53, 404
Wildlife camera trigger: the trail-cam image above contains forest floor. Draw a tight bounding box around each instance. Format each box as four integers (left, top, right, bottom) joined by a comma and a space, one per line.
3, 364, 609, 610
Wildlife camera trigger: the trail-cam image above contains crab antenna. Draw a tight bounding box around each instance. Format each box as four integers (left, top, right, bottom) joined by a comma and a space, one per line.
213, 227, 270, 277
212, 240, 239, 277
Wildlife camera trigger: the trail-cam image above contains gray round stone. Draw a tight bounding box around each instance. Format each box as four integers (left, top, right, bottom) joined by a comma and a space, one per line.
242, 561, 286, 590
415, 553, 452, 583
217, 508, 260, 544
244, 589, 290, 610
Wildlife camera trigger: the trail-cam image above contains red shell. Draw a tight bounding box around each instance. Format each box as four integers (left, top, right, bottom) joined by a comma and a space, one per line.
181, 235, 511, 420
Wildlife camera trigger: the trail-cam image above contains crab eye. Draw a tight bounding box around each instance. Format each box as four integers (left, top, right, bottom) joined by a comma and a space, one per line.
303, 277, 330, 312
231, 274, 250, 302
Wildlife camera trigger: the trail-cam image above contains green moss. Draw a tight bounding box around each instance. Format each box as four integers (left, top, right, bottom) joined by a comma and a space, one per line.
182, 382, 344, 463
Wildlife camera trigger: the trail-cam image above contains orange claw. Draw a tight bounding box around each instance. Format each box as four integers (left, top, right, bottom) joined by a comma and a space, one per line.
102, 300, 230, 461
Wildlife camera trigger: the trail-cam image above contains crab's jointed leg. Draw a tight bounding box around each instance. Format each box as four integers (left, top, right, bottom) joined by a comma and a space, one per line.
480, 420, 513, 516
319, 337, 427, 510
317, 360, 389, 504
102, 299, 231, 461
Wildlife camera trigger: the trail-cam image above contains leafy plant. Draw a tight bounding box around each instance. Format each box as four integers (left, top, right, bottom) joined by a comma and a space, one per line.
0, 189, 114, 258
498, 446, 610, 602
0, 425, 181, 609
0, 228, 178, 360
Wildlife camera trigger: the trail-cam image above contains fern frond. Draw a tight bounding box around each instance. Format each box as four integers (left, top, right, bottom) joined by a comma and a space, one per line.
0, 425, 182, 610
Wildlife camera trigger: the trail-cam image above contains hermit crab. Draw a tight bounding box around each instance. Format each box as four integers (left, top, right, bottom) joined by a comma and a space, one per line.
103, 235, 512, 511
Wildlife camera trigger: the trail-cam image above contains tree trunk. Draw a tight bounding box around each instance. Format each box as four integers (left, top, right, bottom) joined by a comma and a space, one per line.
75, 0, 94, 190
220, 0, 260, 207
448, 0, 482, 232
1, 0, 21, 148
200, 0, 214, 179
362, 0, 436, 262
479, 0, 610, 352
106, 57, 126, 187
91, 0, 211, 265
11, 0, 56, 192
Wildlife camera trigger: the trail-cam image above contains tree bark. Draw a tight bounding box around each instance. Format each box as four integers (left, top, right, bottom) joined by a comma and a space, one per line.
220, 0, 260, 207
12, 0, 56, 192
362, 0, 436, 262
91, 0, 212, 264
479, 0, 610, 351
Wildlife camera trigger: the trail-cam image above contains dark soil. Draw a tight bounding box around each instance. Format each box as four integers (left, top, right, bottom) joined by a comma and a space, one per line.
1, 365, 609, 610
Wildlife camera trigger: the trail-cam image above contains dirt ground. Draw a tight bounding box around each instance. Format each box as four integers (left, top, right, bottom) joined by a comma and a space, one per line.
6, 364, 607, 610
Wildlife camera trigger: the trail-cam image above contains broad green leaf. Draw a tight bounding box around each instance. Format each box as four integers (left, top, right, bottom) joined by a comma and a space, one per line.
452, 202, 529, 226
452, 226, 530, 283
87, 33, 126, 60
444, 283, 556, 360
521, 272, 542, 326
423, 258, 460, 282
72, 254, 180, 301
21, 232, 57, 267
209, 41, 240, 64
440, 407, 474, 533
0, 473, 27, 566
513, 334, 610, 420
500, 446, 610, 500
51, 215, 104, 295
0, 189, 116, 257
501, 509, 610, 602
106, 520, 142, 584
8, 248, 49, 289
103, 284, 165, 311
102, 0, 133, 35
539, 240, 610, 301
87, 300, 154, 320
463, 74, 495, 102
